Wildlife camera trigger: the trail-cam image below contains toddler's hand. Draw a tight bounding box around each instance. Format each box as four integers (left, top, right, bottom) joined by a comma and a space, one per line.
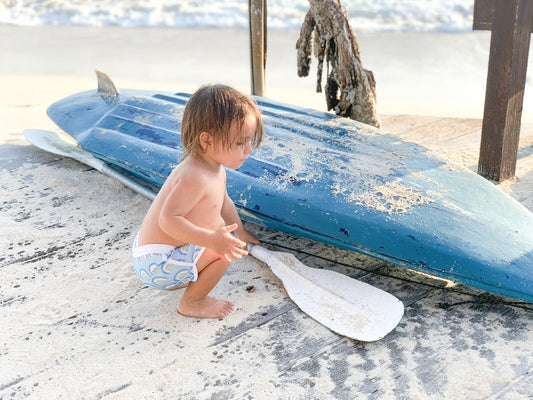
209, 224, 248, 262
236, 228, 261, 245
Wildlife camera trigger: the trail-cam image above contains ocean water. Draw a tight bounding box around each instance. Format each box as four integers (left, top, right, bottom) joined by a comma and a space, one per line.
0, 0, 474, 33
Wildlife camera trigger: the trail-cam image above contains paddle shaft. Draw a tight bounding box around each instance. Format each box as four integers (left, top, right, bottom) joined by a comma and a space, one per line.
93, 160, 157, 201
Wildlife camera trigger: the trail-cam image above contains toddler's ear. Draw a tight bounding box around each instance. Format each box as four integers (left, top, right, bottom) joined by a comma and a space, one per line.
199, 131, 213, 151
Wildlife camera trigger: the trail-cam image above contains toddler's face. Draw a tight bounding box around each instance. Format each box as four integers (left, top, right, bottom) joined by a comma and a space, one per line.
214, 113, 257, 169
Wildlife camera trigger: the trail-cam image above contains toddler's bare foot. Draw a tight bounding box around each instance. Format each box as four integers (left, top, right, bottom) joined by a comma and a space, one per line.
177, 296, 235, 318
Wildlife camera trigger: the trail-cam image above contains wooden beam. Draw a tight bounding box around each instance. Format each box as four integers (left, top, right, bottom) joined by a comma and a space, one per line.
249, 0, 266, 96
477, 0, 533, 181
474, 0, 533, 32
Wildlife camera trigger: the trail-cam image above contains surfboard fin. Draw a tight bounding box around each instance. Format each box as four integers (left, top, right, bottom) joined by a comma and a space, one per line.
95, 69, 120, 97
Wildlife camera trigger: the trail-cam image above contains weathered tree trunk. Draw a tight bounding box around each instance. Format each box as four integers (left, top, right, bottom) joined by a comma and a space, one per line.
296, 0, 381, 127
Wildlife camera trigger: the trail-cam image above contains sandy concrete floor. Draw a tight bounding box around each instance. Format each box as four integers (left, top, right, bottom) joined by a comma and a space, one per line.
1, 25, 532, 399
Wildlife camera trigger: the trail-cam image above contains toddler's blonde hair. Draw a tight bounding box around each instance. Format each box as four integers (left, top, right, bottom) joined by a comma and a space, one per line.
181, 84, 264, 157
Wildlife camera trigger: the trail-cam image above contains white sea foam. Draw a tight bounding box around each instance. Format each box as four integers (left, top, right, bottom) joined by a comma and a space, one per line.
0, 0, 474, 32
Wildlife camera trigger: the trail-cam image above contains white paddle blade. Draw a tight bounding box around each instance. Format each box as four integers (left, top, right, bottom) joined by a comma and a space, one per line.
250, 245, 404, 342
23, 129, 93, 159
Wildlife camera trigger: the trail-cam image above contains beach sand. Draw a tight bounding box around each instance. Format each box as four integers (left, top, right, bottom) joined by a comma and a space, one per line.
1, 25, 532, 399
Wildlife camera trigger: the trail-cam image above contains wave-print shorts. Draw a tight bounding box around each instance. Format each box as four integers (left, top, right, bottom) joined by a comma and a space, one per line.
132, 235, 206, 290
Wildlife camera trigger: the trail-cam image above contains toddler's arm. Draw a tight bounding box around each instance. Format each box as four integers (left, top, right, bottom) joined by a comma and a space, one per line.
221, 191, 260, 245
158, 174, 248, 262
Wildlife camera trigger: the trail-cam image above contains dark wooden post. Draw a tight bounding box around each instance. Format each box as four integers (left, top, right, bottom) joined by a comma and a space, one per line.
474, 0, 533, 181
249, 0, 267, 96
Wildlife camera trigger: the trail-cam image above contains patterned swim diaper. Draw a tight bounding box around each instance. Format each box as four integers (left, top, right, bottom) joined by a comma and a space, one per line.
132, 235, 206, 290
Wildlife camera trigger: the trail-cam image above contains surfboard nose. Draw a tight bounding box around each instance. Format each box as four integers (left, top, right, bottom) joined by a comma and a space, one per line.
47, 90, 118, 140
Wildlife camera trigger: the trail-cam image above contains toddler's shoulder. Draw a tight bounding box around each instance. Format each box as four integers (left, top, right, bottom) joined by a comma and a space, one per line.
169, 162, 210, 188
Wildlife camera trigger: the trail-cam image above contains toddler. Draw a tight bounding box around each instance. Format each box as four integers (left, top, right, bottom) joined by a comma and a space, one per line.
133, 84, 263, 318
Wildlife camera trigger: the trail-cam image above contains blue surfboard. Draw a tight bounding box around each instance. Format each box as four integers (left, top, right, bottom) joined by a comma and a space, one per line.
47, 73, 533, 302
